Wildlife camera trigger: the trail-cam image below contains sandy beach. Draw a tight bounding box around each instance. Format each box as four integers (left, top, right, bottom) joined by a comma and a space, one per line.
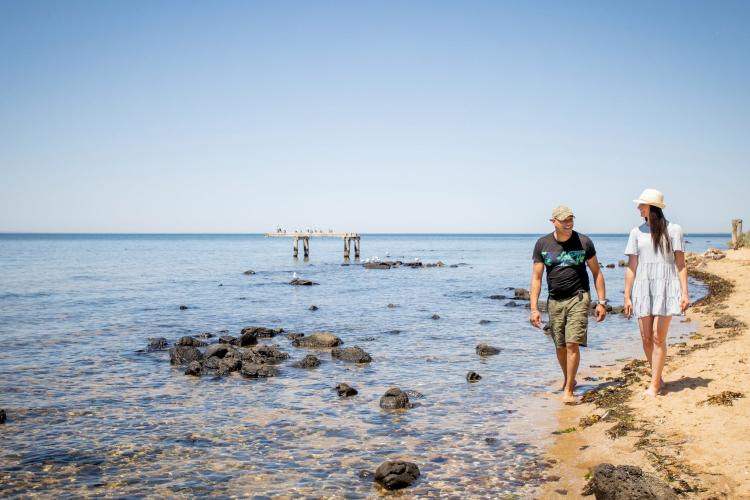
540, 248, 750, 498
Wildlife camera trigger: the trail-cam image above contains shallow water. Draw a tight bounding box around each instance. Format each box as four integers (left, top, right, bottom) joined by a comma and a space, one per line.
0, 233, 725, 497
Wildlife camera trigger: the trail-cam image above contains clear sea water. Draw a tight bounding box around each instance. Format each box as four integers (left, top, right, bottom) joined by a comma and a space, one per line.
0, 233, 728, 498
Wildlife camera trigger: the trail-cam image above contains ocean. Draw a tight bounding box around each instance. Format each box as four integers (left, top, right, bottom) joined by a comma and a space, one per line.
0, 233, 727, 497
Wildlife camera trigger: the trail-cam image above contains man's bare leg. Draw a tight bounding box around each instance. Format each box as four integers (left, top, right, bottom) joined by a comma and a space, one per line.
556, 346, 567, 390
563, 343, 580, 400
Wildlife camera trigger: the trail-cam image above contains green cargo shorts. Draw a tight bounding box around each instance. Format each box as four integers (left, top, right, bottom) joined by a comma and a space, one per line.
547, 291, 590, 348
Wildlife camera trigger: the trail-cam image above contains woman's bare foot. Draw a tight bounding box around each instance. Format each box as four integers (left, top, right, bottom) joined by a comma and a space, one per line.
643, 386, 661, 397
562, 391, 577, 402
560, 379, 577, 391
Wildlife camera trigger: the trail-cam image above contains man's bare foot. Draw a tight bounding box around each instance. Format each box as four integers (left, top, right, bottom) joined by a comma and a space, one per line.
562, 391, 577, 402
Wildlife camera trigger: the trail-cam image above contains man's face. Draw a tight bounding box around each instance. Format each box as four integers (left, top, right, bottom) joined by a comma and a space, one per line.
552, 216, 574, 235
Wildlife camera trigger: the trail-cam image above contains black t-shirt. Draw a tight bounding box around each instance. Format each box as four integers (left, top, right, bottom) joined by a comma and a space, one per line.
532, 231, 596, 300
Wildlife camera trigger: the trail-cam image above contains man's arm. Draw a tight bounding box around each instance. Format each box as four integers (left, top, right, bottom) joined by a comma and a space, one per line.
586, 256, 607, 322
529, 262, 544, 328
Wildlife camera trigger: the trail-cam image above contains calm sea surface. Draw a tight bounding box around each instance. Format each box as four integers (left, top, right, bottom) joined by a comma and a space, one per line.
0, 233, 727, 498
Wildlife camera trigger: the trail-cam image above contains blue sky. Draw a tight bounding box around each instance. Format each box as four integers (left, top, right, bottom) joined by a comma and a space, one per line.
1, 1, 748, 233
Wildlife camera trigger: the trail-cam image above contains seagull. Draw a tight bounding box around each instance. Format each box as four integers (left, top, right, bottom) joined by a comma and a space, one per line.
293, 272, 298, 279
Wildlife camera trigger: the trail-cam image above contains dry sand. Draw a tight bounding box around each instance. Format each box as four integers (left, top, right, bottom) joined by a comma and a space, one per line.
539, 248, 750, 499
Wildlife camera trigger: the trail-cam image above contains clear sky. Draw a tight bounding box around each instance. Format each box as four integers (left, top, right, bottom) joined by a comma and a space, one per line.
1, 1, 748, 234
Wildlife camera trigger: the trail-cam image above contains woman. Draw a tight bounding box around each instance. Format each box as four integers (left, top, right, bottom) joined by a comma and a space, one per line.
623, 188, 689, 396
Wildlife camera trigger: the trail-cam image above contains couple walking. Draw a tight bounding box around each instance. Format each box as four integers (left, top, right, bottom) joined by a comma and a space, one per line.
529, 189, 689, 400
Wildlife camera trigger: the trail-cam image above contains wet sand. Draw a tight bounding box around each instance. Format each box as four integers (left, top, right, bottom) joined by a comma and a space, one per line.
539, 248, 750, 498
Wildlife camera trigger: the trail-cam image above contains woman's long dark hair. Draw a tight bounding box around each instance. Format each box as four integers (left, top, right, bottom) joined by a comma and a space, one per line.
647, 206, 672, 255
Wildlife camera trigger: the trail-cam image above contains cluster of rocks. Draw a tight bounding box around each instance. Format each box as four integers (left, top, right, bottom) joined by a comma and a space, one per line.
582, 463, 677, 499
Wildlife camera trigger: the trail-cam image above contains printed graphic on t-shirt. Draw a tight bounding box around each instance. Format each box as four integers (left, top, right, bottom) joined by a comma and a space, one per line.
541, 250, 586, 267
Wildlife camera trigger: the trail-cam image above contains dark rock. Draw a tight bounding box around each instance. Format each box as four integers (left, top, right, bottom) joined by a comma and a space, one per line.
618, 260, 627, 267
0, 409, 6, 424
241, 326, 281, 338
336, 383, 358, 397
239, 331, 258, 347
176, 336, 206, 347
431, 314, 441, 320
479, 319, 491, 325
605, 263, 615, 268
195, 332, 214, 339
387, 303, 399, 308
185, 361, 203, 376
488, 294, 507, 300
714, 315, 746, 329
241, 345, 289, 364
290, 278, 318, 286
169, 346, 204, 365
293, 354, 321, 368
505, 301, 518, 307
581, 463, 677, 499
374, 460, 420, 490
476, 344, 501, 356
308, 305, 319, 311
524, 300, 548, 312
219, 357, 242, 374
179, 305, 189, 310
292, 332, 342, 348
219, 335, 238, 345
331, 346, 372, 363
147, 337, 168, 350
240, 362, 278, 378
466, 371, 482, 382
285, 332, 305, 340
243, 269, 256, 275
403, 261, 423, 268
365, 262, 391, 269
379, 387, 410, 410
514, 288, 531, 300
204, 356, 222, 370
205, 344, 231, 359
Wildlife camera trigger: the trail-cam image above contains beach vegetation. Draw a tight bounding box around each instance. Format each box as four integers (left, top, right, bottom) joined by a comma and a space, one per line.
729, 230, 750, 249
551, 427, 577, 435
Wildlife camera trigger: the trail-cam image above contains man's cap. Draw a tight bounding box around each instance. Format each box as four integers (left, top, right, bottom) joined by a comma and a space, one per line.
551, 205, 575, 221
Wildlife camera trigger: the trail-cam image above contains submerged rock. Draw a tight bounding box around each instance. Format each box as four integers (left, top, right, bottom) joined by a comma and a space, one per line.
243, 269, 256, 275
218, 357, 242, 375
374, 461, 420, 490
147, 337, 168, 350
308, 305, 319, 311
331, 346, 372, 363
239, 331, 259, 347
476, 344, 501, 356
205, 344, 232, 359
335, 383, 358, 397
0, 409, 6, 424
466, 371, 482, 382
240, 362, 278, 378
179, 305, 189, 310
292, 354, 321, 368
514, 288, 531, 300
290, 278, 318, 286
387, 303, 399, 308
176, 336, 206, 347
605, 263, 615, 269
241, 326, 281, 338
185, 361, 203, 376
365, 262, 391, 269
618, 260, 627, 267
431, 314, 441, 320
219, 335, 238, 345
488, 294, 507, 300
169, 346, 204, 365
582, 463, 677, 499
379, 387, 410, 410
285, 332, 305, 340
241, 345, 289, 364
292, 332, 342, 348
505, 301, 518, 307
479, 319, 492, 325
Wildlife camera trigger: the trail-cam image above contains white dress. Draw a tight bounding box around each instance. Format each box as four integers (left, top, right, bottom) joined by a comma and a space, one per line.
624, 222, 684, 318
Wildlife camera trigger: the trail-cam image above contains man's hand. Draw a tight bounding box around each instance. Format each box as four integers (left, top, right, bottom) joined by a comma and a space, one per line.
595, 303, 607, 322
529, 309, 542, 328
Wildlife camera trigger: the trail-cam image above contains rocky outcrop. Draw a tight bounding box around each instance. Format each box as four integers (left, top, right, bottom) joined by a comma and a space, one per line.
240, 363, 278, 378
365, 262, 391, 269
582, 464, 677, 499
241, 326, 281, 338
374, 461, 420, 490
290, 278, 318, 286
714, 315, 746, 329
176, 336, 206, 347
147, 337, 168, 350
240, 345, 289, 364
285, 332, 305, 340
169, 346, 204, 365
331, 346, 372, 363
431, 314, 440, 320
292, 355, 321, 368
219, 335, 238, 345
379, 387, 410, 409
243, 269, 256, 275
476, 344, 501, 356
466, 371, 482, 382
205, 344, 232, 359
308, 305, 319, 311
292, 332, 342, 348
239, 331, 258, 347
185, 361, 202, 376
335, 383, 358, 397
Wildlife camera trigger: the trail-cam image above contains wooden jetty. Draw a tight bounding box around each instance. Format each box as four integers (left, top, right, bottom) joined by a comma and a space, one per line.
264, 230, 361, 258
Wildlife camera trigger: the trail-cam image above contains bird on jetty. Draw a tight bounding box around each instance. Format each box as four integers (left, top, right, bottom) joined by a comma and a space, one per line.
293, 272, 298, 279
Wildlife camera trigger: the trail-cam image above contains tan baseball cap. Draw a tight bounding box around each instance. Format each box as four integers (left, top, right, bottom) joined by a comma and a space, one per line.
551, 205, 575, 221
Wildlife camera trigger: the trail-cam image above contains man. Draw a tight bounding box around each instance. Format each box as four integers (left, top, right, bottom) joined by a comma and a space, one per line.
529, 206, 607, 401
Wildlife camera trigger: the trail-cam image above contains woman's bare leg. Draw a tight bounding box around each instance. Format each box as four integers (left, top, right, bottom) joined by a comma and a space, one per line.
645, 315, 671, 396
638, 315, 655, 365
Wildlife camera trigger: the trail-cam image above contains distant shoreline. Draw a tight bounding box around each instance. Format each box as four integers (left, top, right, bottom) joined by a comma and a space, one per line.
0, 232, 733, 237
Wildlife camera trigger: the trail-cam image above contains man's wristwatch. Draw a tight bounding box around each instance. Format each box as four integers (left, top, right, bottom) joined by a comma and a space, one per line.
597, 298, 609, 306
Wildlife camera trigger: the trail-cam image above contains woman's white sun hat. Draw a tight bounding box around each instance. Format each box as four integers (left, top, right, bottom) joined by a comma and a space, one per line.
633, 188, 666, 209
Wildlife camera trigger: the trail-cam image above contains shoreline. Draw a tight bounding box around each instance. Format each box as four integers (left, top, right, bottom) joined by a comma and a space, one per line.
538, 248, 750, 498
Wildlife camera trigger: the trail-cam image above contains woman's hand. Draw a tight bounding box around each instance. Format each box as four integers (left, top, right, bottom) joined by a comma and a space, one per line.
680, 293, 689, 313
623, 297, 633, 319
